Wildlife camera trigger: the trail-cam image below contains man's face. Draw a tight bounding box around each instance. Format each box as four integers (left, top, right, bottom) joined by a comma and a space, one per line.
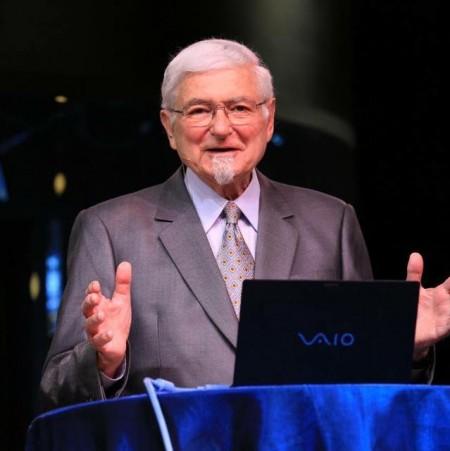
160, 65, 275, 193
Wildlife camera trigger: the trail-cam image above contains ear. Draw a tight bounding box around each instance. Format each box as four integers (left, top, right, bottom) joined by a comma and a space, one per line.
265, 97, 276, 143
160, 109, 178, 150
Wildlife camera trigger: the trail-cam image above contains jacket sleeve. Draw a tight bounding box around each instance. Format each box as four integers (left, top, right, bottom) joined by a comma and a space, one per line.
340, 204, 373, 280
38, 209, 129, 412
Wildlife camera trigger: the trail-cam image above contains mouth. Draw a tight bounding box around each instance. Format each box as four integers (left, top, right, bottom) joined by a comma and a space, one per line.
205, 147, 239, 154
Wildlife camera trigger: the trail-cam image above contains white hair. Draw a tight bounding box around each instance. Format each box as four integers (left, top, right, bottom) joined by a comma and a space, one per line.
161, 38, 274, 109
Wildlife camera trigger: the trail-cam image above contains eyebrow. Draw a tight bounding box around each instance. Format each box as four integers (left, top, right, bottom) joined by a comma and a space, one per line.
183, 98, 211, 108
182, 96, 254, 108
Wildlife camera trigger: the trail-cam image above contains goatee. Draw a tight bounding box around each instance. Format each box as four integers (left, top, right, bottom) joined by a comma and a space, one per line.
212, 155, 235, 185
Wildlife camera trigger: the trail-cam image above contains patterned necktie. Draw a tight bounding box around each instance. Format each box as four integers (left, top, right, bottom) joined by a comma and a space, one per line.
216, 202, 255, 318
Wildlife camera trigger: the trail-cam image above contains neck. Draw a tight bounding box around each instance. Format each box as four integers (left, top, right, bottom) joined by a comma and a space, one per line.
206, 173, 252, 200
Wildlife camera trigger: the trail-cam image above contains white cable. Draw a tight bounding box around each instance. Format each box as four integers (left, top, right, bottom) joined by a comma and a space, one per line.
143, 377, 174, 451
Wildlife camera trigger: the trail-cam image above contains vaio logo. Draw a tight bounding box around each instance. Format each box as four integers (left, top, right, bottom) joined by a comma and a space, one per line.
297, 332, 355, 347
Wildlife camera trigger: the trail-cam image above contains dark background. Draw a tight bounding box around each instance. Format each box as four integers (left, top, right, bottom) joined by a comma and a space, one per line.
0, 1, 448, 448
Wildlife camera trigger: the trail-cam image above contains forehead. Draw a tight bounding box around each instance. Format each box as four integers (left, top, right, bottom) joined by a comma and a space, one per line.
176, 66, 261, 105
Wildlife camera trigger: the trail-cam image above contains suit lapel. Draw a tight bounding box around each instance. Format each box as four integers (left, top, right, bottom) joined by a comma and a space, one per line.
255, 172, 298, 279
153, 170, 298, 348
155, 170, 239, 348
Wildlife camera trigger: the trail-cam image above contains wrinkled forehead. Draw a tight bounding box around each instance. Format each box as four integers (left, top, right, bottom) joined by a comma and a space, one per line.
174, 65, 263, 106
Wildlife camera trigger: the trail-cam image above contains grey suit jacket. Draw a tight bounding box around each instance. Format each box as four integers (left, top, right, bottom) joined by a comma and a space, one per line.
39, 169, 372, 411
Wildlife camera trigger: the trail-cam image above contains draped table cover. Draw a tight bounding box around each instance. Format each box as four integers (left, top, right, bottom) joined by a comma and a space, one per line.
26, 384, 450, 451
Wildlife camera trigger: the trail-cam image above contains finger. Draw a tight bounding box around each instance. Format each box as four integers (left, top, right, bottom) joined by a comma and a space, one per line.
90, 330, 113, 349
85, 310, 105, 334
406, 252, 424, 283
82, 293, 101, 318
442, 276, 450, 293
85, 280, 101, 295
113, 261, 132, 298
442, 277, 450, 292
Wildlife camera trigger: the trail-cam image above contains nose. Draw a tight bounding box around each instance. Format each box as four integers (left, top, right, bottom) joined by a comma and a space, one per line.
209, 107, 233, 137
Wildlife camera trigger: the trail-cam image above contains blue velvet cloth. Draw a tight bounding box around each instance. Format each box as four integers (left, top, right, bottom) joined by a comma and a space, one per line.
27, 385, 450, 450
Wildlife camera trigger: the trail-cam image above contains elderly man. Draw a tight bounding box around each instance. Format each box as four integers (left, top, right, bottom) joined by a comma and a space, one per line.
39, 39, 450, 411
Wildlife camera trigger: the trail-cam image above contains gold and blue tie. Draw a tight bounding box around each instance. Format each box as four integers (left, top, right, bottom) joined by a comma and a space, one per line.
216, 202, 255, 318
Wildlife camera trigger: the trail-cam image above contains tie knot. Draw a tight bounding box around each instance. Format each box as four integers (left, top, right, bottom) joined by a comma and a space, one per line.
223, 201, 241, 224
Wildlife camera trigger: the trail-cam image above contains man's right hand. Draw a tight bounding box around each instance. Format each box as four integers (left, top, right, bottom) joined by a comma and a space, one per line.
82, 261, 132, 378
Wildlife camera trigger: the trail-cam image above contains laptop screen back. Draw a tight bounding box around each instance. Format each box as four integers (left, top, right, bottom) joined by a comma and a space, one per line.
233, 280, 419, 386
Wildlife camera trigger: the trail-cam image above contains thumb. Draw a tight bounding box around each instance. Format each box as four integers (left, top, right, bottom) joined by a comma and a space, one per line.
406, 252, 423, 283
114, 261, 132, 298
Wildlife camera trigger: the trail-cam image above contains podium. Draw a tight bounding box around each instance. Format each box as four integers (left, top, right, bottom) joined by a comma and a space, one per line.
27, 385, 450, 450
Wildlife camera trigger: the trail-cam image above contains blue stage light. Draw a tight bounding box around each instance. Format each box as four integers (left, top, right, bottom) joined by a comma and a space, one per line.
271, 133, 285, 147
45, 253, 63, 334
0, 162, 8, 201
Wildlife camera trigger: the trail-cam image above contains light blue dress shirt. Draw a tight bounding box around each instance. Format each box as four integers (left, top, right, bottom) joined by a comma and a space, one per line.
184, 167, 260, 259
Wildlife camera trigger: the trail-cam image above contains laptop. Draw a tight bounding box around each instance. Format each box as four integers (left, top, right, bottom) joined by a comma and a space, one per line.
233, 280, 419, 386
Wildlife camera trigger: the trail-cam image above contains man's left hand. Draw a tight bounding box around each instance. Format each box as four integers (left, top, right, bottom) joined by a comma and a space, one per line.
407, 252, 450, 361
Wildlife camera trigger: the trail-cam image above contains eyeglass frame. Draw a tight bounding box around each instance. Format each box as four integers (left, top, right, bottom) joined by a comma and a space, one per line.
162, 98, 270, 127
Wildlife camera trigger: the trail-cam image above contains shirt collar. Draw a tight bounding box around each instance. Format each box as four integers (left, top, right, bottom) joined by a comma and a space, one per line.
184, 167, 260, 233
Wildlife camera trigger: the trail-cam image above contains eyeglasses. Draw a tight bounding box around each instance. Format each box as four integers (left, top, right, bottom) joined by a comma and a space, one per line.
165, 99, 268, 127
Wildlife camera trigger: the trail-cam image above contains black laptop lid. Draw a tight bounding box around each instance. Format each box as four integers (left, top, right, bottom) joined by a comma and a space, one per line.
233, 280, 419, 386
